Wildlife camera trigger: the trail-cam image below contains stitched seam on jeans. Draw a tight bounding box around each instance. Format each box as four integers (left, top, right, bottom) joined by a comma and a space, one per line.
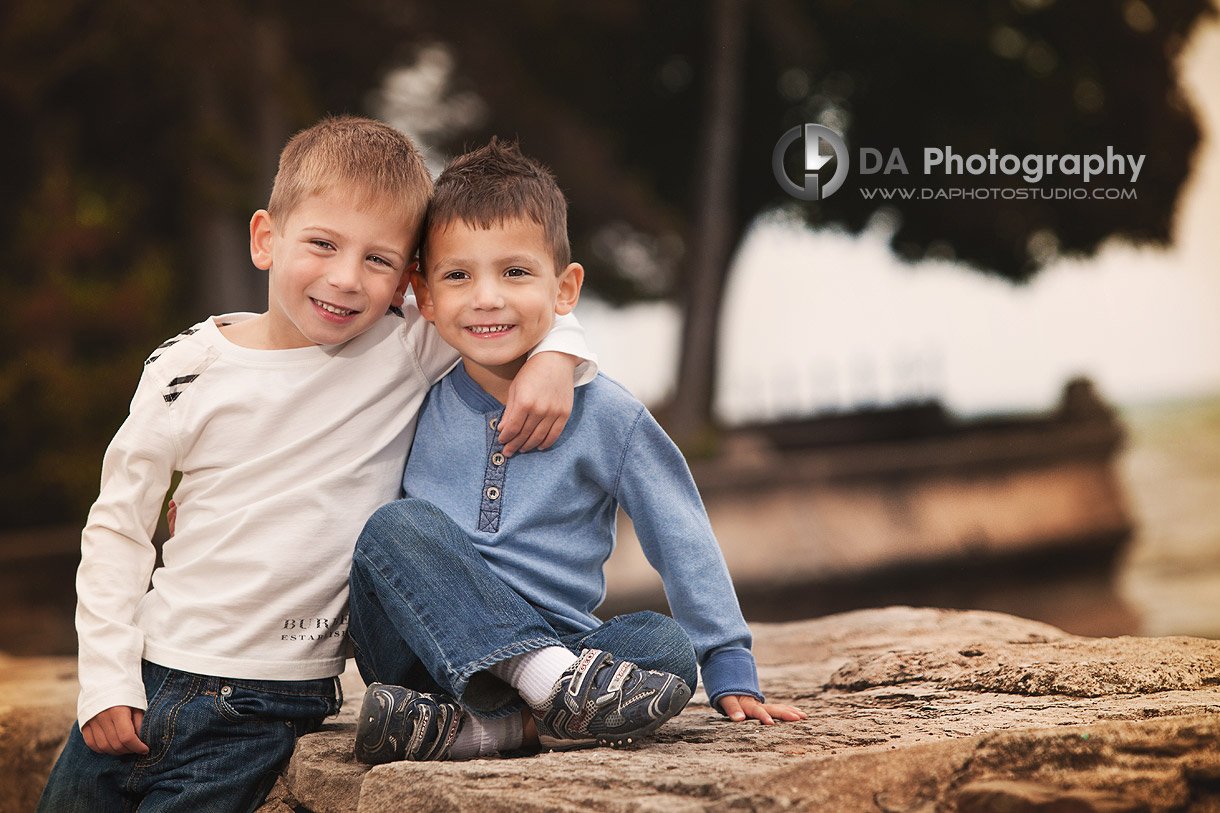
132, 671, 198, 779
460, 637, 563, 683
213, 682, 335, 725
222, 678, 338, 698
126, 667, 173, 789
357, 533, 462, 687
131, 660, 175, 777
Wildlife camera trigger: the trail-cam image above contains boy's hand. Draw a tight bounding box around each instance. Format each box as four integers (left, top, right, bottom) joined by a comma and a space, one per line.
719, 695, 807, 725
82, 706, 149, 755
499, 352, 578, 456
167, 499, 177, 536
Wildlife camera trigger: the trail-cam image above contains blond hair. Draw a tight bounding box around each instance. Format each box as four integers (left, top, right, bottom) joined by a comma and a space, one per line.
268, 116, 433, 240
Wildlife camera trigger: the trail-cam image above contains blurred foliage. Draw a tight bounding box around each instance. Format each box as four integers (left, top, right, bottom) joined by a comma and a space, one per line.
0, 0, 1211, 525
408, 0, 1211, 292
0, 0, 417, 528
402, 0, 1212, 441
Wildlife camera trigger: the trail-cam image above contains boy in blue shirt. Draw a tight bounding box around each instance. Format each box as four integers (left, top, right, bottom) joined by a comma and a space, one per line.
348, 139, 805, 762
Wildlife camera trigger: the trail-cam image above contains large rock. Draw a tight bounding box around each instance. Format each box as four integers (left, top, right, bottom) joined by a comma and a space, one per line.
9, 608, 1220, 812
287, 607, 1220, 812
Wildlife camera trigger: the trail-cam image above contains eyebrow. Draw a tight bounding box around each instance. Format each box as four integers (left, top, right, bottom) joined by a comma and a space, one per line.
434, 254, 542, 269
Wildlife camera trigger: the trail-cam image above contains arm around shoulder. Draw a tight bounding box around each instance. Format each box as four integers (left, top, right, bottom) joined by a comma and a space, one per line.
500, 312, 599, 454
529, 311, 598, 385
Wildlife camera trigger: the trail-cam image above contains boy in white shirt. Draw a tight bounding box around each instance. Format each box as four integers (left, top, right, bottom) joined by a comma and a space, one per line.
37, 116, 594, 813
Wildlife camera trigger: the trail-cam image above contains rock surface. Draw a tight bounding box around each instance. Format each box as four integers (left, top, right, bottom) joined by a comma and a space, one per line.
264, 608, 1220, 812
9, 607, 1220, 812
0, 654, 79, 813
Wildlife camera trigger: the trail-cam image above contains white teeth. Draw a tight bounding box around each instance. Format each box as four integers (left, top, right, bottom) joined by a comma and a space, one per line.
468, 325, 512, 334
314, 299, 355, 316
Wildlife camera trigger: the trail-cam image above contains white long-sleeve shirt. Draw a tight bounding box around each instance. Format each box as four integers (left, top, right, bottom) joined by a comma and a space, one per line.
75, 305, 594, 726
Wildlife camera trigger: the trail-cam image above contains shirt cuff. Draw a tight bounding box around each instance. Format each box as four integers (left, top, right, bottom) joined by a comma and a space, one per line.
78, 684, 149, 730
525, 346, 599, 387
701, 648, 764, 713
527, 313, 598, 385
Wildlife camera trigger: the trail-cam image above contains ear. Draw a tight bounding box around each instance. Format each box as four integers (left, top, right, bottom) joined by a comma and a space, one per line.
410, 267, 435, 322
393, 260, 415, 306
554, 263, 584, 316
249, 210, 275, 271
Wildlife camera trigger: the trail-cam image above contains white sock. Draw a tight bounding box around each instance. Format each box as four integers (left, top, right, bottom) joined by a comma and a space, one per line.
487, 646, 579, 707
449, 713, 524, 760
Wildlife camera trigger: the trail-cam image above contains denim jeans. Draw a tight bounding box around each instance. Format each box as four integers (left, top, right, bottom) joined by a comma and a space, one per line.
37, 661, 339, 813
348, 498, 698, 717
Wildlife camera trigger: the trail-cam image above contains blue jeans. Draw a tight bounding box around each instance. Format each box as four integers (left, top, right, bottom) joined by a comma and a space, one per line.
37, 661, 339, 813
349, 498, 698, 717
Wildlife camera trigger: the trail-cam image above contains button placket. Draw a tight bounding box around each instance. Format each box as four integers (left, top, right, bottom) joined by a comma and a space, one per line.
478, 411, 508, 533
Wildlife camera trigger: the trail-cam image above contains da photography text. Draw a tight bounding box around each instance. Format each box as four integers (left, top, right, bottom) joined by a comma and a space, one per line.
774, 123, 1146, 201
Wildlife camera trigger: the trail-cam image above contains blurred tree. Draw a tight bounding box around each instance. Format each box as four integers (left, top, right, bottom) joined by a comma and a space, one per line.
399, 0, 1212, 445
0, 0, 1210, 526
0, 0, 417, 527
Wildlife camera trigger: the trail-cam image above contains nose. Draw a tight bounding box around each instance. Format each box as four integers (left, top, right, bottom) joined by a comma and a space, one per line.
326, 255, 362, 293
471, 276, 504, 310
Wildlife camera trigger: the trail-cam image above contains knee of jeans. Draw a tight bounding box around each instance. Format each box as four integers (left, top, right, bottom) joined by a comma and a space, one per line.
357, 499, 439, 554
670, 639, 699, 691
628, 611, 698, 688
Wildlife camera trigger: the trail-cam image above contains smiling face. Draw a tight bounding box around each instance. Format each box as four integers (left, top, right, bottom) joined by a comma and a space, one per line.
416, 216, 582, 401
248, 188, 416, 349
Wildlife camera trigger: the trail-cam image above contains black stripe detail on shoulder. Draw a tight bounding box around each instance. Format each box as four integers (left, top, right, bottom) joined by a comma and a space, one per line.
146, 326, 202, 367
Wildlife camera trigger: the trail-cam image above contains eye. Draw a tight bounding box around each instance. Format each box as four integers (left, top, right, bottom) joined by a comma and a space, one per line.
442, 270, 470, 281
310, 239, 335, 251
505, 266, 530, 278
367, 255, 395, 269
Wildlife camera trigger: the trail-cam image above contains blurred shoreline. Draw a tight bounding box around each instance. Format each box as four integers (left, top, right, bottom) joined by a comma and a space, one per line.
2, 393, 1217, 657
1118, 393, 1220, 639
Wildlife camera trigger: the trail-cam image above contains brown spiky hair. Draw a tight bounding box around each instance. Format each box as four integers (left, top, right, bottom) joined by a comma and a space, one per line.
267, 115, 433, 244
421, 137, 570, 273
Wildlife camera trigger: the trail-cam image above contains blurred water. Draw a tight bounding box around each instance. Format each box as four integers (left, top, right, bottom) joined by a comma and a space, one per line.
3, 395, 1217, 657
1118, 395, 1220, 639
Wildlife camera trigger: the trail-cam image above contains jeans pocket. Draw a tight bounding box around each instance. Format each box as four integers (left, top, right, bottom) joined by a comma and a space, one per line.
214, 678, 337, 726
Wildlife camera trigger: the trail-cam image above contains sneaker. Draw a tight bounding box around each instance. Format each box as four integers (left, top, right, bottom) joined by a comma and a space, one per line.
353, 683, 463, 764
531, 649, 691, 750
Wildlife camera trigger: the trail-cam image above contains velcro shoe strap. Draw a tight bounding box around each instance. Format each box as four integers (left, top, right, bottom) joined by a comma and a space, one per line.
567, 649, 614, 707
424, 700, 461, 761
409, 695, 462, 761
406, 704, 434, 758
604, 660, 635, 698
